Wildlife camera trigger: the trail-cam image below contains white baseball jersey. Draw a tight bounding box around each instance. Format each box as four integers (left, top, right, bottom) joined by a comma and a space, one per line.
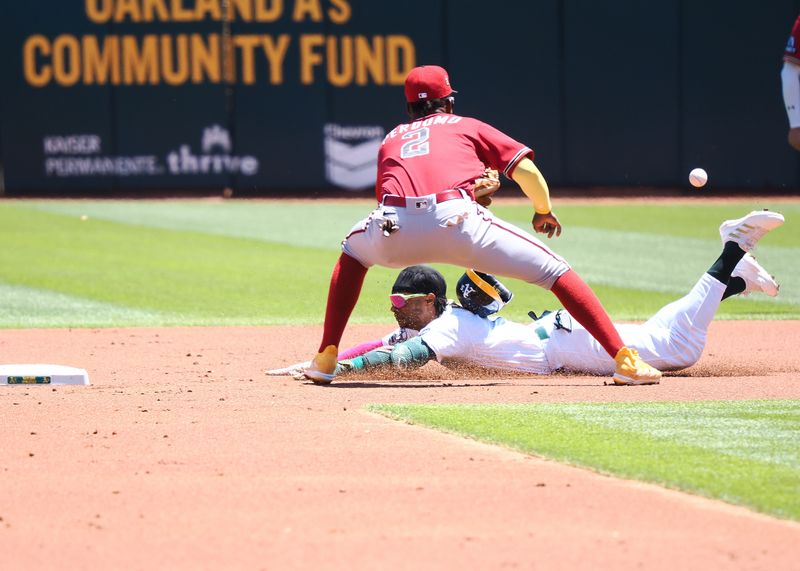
417, 274, 725, 375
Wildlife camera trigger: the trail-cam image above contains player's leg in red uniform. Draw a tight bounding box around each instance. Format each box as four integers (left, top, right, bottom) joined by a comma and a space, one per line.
305, 253, 368, 383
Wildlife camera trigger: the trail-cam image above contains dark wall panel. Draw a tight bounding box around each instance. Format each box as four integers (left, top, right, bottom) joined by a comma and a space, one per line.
2, 0, 799, 192
110, 21, 231, 190
230, 15, 326, 190
563, 0, 680, 186
233, 84, 328, 189
683, 0, 799, 188
1, 3, 114, 191
446, 0, 563, 184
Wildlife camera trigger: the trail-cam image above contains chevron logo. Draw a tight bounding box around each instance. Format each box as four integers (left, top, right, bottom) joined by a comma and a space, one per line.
324, 123, 384, 190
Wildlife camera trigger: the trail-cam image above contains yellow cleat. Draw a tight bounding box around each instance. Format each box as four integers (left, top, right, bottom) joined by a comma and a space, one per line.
304, 345, 338, 384
613, 347, 661, 386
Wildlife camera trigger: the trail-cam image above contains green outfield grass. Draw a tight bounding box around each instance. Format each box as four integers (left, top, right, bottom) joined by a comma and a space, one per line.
369, 400, 800, 521
0, 199, 797, 327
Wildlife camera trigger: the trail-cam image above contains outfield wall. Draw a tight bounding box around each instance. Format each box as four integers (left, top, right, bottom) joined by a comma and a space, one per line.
1, 0, 799, 193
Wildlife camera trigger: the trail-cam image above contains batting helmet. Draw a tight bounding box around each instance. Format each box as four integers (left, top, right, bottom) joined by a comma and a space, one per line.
456, 269, 513, 317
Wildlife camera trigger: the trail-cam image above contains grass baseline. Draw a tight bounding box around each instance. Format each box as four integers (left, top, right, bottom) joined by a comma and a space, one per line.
369, 400, 800, 522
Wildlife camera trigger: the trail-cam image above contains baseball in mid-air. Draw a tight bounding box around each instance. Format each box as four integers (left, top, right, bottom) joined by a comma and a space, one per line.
689, 168, 708, 188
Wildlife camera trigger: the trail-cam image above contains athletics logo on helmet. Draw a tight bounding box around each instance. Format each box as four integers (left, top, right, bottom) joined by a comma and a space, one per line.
456, 269, 514, 317
404, 65, 457, 103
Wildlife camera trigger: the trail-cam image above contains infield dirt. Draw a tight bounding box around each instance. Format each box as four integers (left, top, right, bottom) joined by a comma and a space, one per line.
1, 321, 799, 570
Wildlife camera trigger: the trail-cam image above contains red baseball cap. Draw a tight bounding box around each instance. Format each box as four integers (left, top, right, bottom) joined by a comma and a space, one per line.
404, 65, 457, 103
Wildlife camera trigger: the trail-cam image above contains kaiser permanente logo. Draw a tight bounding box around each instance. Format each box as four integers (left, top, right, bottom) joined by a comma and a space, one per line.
43, 125, 258, 177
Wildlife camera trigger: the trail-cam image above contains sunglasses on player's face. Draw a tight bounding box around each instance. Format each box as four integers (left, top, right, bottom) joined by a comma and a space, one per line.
389, 292, 428, 309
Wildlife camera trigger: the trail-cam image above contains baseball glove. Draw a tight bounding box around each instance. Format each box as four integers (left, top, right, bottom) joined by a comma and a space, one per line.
473, 167, 500, 206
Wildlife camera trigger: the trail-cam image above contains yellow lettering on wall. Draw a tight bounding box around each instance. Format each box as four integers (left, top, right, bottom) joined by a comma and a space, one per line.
355, 35, 383, 85
293, 0, 322, 22
386, 35, 415, 84
326, 36, 352, 87
18, 30, 418, 88
85, 0, 112, 23
195, 0, 221, 21
233, 35, 260, 84
299, 34, 324, 84
262, 35, 290, 84
142, 0, 170, 21
328, 0, 350, 24
114, 0, 143, 22
122, 34, 159, 84
255, 0, 282, 22
191, 33, 220, 83
83, 35, 121, 84
161, 34, 190, 84
229, 0, 252, 21
171, 0, 194, 22
53, 35, 81, 86
23, 35, 52, 88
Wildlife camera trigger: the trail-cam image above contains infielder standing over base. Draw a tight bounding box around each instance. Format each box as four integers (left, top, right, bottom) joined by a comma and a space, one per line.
306, 64, 661, 385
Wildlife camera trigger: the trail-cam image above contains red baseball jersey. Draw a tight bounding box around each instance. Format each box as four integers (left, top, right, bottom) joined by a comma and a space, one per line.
376, 113, 533, 201
784, 14, 800, 65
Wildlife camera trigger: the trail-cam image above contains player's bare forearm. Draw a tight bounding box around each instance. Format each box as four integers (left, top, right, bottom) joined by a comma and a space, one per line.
532, 211, 562, 238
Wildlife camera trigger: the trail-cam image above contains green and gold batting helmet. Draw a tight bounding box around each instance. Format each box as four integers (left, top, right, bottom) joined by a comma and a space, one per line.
456, 269, 513, 317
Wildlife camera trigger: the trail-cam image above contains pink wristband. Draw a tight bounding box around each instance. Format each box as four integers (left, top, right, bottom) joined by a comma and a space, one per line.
338, 340, 384, 359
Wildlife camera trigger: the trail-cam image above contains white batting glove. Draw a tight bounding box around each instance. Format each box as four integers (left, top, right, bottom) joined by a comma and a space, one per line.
265, 361, 311, 378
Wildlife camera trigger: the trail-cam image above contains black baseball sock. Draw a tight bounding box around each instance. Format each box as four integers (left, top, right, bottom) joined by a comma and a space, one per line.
706, 242, 746, 284
722, 277, 747, 300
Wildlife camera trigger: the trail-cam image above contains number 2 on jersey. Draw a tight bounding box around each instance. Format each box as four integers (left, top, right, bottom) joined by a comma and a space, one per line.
400, 127, 430, 158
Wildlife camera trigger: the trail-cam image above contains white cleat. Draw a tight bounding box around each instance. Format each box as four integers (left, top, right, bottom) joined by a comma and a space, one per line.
732, 254, 779, 297
719, 210, 784, 252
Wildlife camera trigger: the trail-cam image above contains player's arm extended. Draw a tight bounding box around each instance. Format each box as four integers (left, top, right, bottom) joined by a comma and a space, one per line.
510, 157, 552, 214
510, 157, 561, 238
333, 337, 435, 376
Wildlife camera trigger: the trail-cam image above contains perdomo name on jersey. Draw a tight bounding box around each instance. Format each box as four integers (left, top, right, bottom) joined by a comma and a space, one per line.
383, 115, 463, 143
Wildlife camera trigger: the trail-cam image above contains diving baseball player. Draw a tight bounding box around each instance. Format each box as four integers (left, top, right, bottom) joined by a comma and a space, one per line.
273, 211, 784, 381
306, 64, 661, 386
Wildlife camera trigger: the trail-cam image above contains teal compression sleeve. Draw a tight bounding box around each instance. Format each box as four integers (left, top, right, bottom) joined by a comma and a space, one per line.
334, 337, 434, 375
388, 336, 434, 369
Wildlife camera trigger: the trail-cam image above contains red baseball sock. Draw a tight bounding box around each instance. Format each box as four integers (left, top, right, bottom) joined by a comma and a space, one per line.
318, 253, 368, 352
550, 269, 623, 358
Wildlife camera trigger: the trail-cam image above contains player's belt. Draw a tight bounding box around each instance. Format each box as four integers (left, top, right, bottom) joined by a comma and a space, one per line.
382, 189, 466, 207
